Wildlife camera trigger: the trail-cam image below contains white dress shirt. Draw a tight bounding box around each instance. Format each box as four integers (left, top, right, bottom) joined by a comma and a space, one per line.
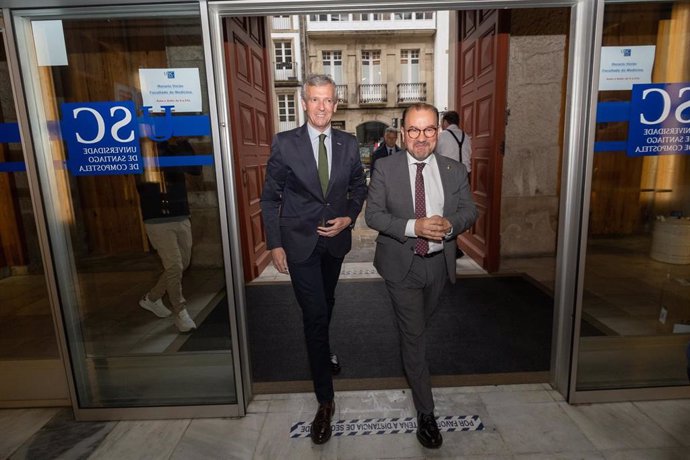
436, 123, 472, 173
404, 152, 445, 254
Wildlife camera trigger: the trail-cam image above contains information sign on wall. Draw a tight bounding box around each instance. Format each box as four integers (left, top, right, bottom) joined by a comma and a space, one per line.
627, 83, 690, 157
61, 101, 142, 176
599, 46, 655, 91
139, 68, 202, 113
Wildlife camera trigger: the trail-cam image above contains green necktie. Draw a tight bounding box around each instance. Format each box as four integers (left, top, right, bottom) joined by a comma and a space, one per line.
318, 133, 329, 196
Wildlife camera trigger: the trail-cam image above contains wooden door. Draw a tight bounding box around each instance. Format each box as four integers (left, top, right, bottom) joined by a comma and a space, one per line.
223, 17, 273, 282
456, 10, 510, 272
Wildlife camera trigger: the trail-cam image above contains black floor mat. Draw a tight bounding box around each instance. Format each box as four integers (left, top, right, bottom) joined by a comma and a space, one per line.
245, 276, 558, 382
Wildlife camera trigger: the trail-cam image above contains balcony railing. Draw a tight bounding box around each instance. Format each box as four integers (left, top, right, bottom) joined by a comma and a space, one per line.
358, 84, 387, 104
271, 16, 293, 30
307, 13, 435, 32
274, 61, 297, 81
397, 82, 427, 104
336, 84, 348, 105
278, 120, 298, 132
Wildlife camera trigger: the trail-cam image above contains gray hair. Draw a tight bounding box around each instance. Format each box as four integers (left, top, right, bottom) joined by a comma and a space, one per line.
384, 127, 399, 135
301, 74, 337, 101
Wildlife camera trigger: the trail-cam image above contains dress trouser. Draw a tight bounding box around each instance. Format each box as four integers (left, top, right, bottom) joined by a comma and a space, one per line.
145, 219, 192, 313
385, 252, 447, 415
287, 237, 344, 403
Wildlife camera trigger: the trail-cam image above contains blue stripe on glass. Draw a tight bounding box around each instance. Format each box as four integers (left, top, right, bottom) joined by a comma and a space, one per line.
6, 115, 211, 143
143, 155, 215, 167
1, 155, 214, 173
594, 141, 627, 152
596, 102, 630, 123
0, 162, 27, 172
138, 115, 212, 139
0, 123, 21, 143
595, 101, 630, 152
166, 115, 211, 136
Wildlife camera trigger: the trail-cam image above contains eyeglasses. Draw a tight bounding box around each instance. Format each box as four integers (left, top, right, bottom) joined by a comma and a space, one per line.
405, 126, 438, 139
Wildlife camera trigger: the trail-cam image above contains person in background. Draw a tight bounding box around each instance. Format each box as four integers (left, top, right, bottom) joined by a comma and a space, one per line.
436, 110, 472, 177
436, 110, 473, 258
365, 103, 477, 449
371, 127, 401, 172
137, 138, 201, 333
260, 74, 367, 445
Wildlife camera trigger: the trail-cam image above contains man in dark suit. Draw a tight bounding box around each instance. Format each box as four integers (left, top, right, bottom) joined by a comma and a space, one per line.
370, 127, 401, 172
260, 74, 367, 445
365, 103, 477, 449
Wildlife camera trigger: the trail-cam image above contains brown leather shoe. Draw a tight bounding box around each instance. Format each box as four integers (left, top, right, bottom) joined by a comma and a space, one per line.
310, 400, 335, 444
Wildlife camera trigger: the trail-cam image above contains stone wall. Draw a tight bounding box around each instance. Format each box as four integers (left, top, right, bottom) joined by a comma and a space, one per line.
501, 8, 569, 258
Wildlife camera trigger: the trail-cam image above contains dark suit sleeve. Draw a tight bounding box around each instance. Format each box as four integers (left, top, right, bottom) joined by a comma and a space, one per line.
260, 135, 287, 250
345, 135, 367, 225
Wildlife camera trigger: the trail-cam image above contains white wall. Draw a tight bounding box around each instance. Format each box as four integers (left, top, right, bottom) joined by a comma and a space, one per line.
434, 10, 451, 112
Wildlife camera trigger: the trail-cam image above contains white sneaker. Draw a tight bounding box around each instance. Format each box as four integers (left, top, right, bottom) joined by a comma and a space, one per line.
139, 295, 172, 318
175, 309, 197, 332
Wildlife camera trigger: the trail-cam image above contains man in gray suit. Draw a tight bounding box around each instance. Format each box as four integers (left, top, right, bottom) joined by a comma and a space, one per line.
365, 103, 477, 449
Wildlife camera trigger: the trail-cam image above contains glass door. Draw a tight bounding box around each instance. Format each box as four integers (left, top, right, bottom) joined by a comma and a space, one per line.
0, 15, 69, 407
572, 0, 690, 401
13, 5, 243, 417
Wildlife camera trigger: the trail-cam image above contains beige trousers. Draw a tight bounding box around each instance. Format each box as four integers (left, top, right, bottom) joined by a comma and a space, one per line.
145, 219, 192, 313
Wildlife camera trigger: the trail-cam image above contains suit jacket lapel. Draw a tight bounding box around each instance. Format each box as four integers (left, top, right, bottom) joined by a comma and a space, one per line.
327, 130, 346, 197
395, 151, 415, 218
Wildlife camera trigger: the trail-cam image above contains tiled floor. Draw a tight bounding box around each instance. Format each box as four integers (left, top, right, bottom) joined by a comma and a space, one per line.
3, 384, 690, 459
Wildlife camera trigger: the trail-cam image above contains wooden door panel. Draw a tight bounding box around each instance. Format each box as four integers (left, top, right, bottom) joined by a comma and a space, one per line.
239, 104, 257, 143
461, 103, 474, 137
457, 9, 509, 272
224, 17, 272, 281
256, 110, 271, 146
251, 52, 267, 91
478, 30, 496, 76
461, 44, 476, 86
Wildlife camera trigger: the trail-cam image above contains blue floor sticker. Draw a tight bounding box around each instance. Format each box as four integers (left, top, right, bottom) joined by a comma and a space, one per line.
290, 415, 484, 438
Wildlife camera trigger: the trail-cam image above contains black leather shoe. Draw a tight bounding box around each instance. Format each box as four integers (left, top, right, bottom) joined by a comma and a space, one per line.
416, 413, 443, 449
311, 400, 335, 444
330, 353, 341, 375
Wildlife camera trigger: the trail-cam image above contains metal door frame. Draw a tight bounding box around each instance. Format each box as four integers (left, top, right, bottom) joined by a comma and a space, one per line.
204, 0, 599, 409
0, 10, 71, 408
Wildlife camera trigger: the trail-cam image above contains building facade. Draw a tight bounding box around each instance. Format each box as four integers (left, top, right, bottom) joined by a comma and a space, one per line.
304, 12, 440, 163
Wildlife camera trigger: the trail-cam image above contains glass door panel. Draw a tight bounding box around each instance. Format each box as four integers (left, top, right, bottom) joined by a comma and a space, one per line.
15, 8, 237, 409
577, 1, 690, 391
